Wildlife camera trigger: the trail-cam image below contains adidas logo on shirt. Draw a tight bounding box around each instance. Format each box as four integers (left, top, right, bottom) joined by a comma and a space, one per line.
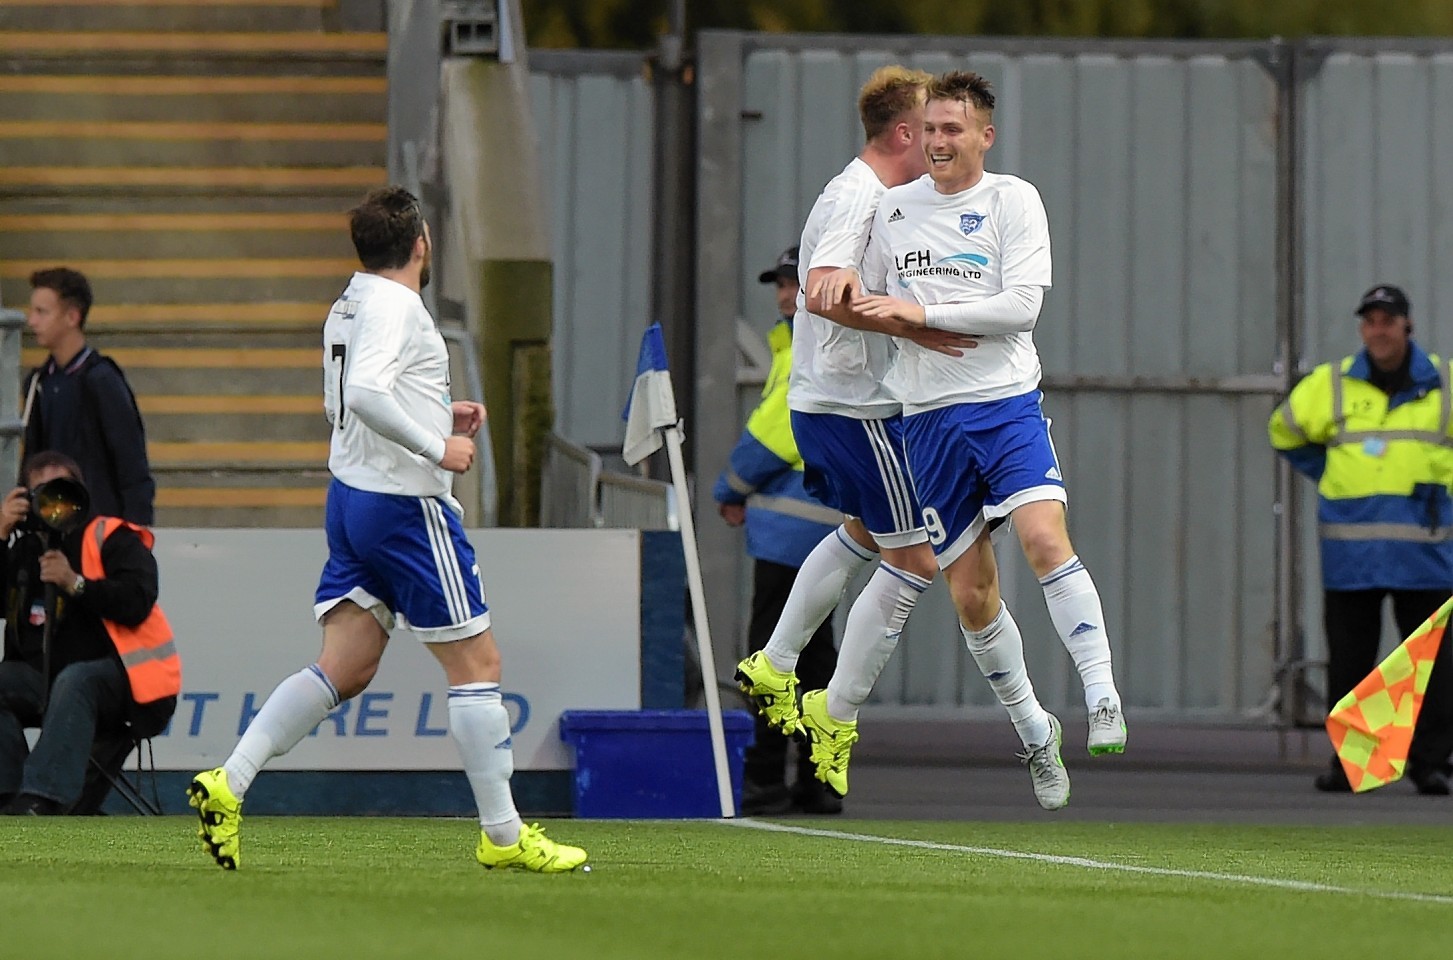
1045, 466, 1062, 481
887, 208, 905, 223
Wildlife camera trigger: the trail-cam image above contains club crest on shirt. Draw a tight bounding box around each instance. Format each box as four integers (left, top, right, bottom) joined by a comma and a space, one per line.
959, 212, 986, 236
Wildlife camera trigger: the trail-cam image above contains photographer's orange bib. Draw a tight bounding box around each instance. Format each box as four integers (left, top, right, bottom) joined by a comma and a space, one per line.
81, 517, 181, 704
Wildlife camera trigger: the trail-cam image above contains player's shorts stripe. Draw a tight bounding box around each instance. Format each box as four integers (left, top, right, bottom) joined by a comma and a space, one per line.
422, 498, 468, 624
430, 500, 470, 623
860, 418, 906, 528
875, 419, 916, 531
864, 418, 912, 532
428, 499, 470, 623
858, 419, 903, 530
419, 499, 457, 621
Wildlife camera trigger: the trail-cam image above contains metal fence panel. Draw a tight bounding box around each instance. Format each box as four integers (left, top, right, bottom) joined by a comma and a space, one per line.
529, 53, 657, 448
1300, 47, 1453, 365
1293, 43, 1453, 700
699, 35, 1284, 718
526, 37, 1453, 721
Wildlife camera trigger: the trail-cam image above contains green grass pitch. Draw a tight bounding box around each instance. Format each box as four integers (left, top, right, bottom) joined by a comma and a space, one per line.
5, 817, 1453, 959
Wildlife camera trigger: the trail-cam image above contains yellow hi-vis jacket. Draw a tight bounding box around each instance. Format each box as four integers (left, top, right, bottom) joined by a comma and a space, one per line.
1268, 342, 1453, 590
712, 319, 842, 567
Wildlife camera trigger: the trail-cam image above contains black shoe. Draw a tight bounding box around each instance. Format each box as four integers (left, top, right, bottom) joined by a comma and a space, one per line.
740, 782, 794, 816
1313, 763, 1352, 793
792, 777, 844, 815
1409, 767, 1451, 796
2, 793, 63, 816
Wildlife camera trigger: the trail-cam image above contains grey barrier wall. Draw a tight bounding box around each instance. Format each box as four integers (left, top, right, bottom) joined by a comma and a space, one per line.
1291, 41, 1453, 710
527, 52, 659, 450
520, 35, 1453, 721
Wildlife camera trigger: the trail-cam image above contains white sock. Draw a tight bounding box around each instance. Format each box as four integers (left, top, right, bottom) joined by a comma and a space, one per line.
763, 525, 875, 673
224, 664, 339, 799
448, 682, 524, 847
825, 562, 927, 722
962, 603, 1051, 748
1039, 555, 1121, 710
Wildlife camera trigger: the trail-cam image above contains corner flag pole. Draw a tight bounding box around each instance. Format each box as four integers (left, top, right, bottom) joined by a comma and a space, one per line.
663, 424, 736, 818
621, 323, 734, 818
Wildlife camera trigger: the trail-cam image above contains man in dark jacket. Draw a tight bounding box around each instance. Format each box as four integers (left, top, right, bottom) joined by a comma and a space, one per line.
23, 267, 155, 526
0, 452, 176, 814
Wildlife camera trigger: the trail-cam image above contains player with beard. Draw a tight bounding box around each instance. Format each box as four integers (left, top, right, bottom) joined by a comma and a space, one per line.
188, 187, 587, 873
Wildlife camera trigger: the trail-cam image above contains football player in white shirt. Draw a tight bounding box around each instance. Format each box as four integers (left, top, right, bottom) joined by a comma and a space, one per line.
854, 72, 1127, 790
188, 187, 586, 873
735, 66, 985, 801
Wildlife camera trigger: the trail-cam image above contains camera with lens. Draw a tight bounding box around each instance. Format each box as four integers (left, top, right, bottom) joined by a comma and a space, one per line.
22, 476, 90, 542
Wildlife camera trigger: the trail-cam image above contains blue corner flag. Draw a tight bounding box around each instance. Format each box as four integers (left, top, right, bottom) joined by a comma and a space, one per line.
622, 323, 679, 466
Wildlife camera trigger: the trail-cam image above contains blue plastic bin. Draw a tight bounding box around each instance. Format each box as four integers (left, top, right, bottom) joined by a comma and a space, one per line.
558, 709, 755, 818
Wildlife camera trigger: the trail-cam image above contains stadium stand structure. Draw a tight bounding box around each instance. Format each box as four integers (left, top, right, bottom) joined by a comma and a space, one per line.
0, 0, 387, 525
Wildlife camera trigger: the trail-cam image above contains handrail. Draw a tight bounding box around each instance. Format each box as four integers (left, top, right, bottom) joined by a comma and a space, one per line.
540, 432, 676, 530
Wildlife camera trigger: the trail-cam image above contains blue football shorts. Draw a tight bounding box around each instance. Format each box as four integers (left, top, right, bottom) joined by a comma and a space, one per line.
790, 410, 928, 549
902, 391, 1067, 568
314, 478, 491, 642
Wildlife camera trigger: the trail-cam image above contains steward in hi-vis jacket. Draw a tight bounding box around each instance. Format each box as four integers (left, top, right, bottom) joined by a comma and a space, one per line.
1269, 283, 1453, 795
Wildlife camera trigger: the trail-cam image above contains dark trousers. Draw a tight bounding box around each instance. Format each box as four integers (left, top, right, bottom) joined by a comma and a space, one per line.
743, 559, 839, 788
0, 658, 130, 808
1324, 588, 1453, 775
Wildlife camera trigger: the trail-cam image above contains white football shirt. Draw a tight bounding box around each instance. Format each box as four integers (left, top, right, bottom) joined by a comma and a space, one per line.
788, 157, 900, 419
323, 272, 455, 501
863, 171, 1053, 414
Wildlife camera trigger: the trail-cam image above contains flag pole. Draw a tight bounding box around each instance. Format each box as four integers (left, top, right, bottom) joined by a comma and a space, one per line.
663, 422, 736, 818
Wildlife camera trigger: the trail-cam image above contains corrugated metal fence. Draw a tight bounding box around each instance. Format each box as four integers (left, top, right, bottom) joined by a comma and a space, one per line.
526, 36, 1453, 721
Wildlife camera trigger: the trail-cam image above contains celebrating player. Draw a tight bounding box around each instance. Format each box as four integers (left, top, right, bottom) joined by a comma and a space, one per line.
854, 71, 1127, 781
188, 187, 586, 873
735, 66, 1057, 805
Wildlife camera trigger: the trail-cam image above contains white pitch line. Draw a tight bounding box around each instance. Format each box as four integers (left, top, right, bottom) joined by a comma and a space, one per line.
726, 819, 1453, 905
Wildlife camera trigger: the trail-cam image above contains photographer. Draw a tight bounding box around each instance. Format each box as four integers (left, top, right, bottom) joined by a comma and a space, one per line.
0, 452, 178, 815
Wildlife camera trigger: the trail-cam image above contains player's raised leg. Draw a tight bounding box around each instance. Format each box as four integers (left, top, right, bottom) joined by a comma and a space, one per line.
1013, 500, 1126, 756
737, 520, 876, 737
944, 531, 1068, 810
951, 393, 1126, 757
795, 414, 933, 796
905, 403, 1069, 809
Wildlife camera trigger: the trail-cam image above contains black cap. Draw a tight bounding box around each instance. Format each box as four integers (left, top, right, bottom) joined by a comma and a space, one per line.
757, 246, 799, 285
1355, 284, 1410, 317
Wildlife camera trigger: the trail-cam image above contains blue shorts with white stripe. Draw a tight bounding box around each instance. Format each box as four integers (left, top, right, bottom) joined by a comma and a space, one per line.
314, 478, 490, 642
790, 410, 927, 549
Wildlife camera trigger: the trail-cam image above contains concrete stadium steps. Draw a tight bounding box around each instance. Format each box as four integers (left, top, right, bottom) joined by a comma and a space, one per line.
3, 0, 383, 526
85, 301, 329, 334
0, 210, 353, 263
155, 493, 329, 527
153, 469, 329, 527
0, 0, 336, 34
22, 344, 323, 395
89, 301, 329, 334
0, 125, 385, 168
0, 29, 386, 59
0, 259, 353, 306
139, 394, 326, 442
0, 75, 387, 123
0, 166, 384, 197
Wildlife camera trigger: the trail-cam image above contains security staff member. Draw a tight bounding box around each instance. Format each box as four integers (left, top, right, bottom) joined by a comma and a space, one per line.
1270, 284, 1453, 795
0, 452, 178, 814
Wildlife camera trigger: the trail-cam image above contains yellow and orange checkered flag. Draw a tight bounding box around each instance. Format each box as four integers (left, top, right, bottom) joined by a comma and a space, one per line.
1325, 595, 1453, 792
